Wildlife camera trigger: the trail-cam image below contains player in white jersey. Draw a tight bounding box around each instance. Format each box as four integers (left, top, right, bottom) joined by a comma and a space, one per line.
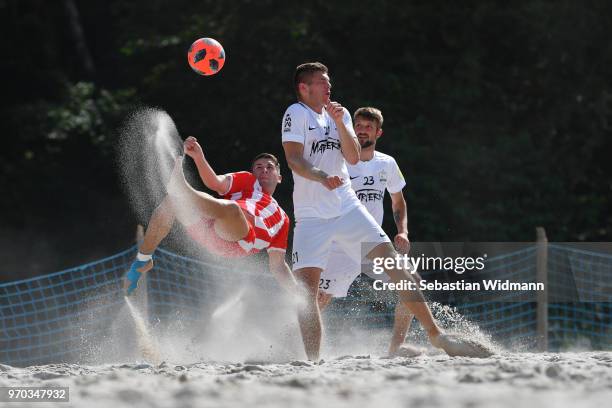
317, 107, 421, 357
282, 62, 493, 360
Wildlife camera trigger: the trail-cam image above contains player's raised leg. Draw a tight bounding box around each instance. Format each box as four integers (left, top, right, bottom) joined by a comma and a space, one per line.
125, 156, 251, 295
166, 155, 250, 242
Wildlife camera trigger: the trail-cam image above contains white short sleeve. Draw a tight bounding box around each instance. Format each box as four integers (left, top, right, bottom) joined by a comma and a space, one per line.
281, 104, 307, 144
341, 108, 355, 136
386, 157, 406, 194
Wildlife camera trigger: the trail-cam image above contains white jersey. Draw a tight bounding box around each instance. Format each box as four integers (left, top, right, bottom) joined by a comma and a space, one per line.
347, 151, 406, 225
281, 102, 361, 220
320, 152, 405, 297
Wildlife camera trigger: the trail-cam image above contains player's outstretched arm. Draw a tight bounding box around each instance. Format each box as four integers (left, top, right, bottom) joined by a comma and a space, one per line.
267, 251, 300, 295
283, 141, 344, 190
183, 136, 230, 194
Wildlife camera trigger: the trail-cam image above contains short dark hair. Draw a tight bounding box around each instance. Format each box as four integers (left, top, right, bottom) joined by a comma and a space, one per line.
294, 62, 328, 97
251, 153, 280, 170
354, 107, 384, 128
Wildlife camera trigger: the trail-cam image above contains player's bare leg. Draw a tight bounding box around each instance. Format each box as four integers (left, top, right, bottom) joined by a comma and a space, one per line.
367, 242, 494, 357
125, 157, 251, 295
167, 155, 250, 241
294, 267, 323, 361
387, 302, 424, 357
368, 243, 440, 333
388, 270, 423, 357
319, 284, 421, 357
123, 197, 174, 292
140, 198, 175, 256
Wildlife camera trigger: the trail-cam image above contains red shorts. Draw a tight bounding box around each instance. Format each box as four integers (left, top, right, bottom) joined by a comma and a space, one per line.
185, 218, 256, 258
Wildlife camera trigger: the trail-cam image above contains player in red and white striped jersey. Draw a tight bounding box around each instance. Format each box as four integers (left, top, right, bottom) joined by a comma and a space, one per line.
187, 170, 290, 258
124, 136, 297, 296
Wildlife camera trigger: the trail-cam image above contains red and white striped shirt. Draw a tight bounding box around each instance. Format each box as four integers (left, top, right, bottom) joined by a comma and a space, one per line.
222, 171, 290, 254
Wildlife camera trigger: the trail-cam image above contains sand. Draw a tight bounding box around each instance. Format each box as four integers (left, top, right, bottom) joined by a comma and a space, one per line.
1, 352, 611, 408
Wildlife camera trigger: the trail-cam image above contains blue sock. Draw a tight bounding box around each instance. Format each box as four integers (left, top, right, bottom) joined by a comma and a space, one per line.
126, 260, 149, 295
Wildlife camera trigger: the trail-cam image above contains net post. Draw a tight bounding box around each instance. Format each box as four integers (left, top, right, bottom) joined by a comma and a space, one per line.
536, 227, 548, 351
135, 225, 149, 324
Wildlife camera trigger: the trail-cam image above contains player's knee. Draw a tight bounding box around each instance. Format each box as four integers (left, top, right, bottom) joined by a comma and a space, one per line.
221, 201, 243, 219
382, 243, 398, 257
294, 268, 322, 287
150, 198, 175, 225
295, 277, 319, 299
367, 241, 397, 261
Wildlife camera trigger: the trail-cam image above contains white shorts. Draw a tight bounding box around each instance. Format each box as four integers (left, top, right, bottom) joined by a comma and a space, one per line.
320, 244, 392, 297
291, 205, 391, 272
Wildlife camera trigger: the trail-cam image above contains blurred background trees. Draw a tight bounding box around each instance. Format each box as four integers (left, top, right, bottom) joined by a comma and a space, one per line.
1, 0, 611, 280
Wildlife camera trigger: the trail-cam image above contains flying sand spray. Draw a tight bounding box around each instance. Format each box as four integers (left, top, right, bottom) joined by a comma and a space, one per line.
116, 108, 496, 362
124, 297, 161, 364
117, 108, 302, 363
117, 108, 182, 362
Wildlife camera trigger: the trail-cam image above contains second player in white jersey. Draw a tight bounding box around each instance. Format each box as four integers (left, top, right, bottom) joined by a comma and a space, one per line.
318, 107, 424, 357
348, 151, 405, 225
320, 151, 406, 297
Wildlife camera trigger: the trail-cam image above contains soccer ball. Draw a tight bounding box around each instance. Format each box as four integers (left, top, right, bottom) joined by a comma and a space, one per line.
187, 38, 225, 76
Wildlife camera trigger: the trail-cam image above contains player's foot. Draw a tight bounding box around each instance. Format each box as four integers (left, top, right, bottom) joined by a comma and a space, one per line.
430, 333, 494, 358
389, 344, 425, 358
166, 155, 186, 198
124, 259, 154, 295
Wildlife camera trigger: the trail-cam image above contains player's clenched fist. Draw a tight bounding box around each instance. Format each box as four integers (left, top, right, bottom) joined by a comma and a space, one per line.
321, 175, 344, 190
394, 232, 411, 254
184, 136, 204, 159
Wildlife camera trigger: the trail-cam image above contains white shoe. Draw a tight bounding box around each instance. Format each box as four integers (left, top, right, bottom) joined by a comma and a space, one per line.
431, 333, 494, 358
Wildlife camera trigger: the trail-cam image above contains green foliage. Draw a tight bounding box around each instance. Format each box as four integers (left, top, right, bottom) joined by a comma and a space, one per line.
1, 80, 135, 223
2, 0, 611, 248
46, 82, 135, 153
